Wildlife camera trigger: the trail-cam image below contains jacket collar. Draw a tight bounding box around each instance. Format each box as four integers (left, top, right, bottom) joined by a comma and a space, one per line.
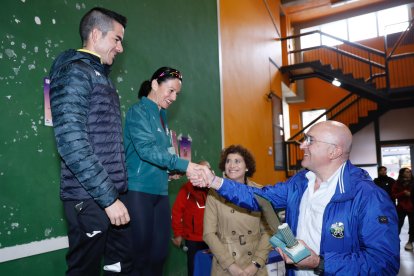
297, 161, 365, 203
141, 96, 160, 113
141, 96, 167, 121
326, 160, 370, 202
77, 48, 102, 62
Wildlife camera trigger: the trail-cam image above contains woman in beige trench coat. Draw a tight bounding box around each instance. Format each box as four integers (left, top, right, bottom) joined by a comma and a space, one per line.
203, 145, 273, 276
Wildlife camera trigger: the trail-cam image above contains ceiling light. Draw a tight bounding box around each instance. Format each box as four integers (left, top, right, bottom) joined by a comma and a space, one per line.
331, 0, 359, 8
332, 78, 341, 87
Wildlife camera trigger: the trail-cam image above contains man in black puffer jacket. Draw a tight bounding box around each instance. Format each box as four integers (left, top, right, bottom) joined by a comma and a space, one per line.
49, 7, 131, 275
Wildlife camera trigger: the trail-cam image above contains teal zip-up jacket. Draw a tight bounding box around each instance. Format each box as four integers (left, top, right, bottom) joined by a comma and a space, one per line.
124, 97, 189, 195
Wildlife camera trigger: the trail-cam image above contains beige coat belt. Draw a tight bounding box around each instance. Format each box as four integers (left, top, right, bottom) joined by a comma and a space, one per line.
218, 233, 261, 245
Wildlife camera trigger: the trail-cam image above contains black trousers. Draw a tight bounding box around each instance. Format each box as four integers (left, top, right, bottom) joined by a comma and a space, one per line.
127, 191, 171, 276
185, 240, 209, 276
397, 209, 414, 242
64, 195, 132, 276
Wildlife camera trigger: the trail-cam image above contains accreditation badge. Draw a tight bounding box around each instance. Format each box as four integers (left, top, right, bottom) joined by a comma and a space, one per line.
330, 222, 345, 238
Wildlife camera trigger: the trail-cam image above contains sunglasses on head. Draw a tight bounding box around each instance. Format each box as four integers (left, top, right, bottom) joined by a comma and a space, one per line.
158, 70, 182, 81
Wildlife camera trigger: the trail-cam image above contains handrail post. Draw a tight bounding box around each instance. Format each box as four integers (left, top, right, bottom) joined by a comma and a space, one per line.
385, 56, 390, 91
336, 45, 340, 68
368, 52, 372, 81
384, 27, 390, 91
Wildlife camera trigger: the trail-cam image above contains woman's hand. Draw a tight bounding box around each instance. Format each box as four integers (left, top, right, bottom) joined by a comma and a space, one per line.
243, 263, 259, 276
171, 236, 182, 247
186, 162, 214, 187
228, 263, 245, 276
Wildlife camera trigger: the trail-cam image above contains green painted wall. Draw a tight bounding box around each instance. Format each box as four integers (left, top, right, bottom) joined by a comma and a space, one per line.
0, 0, 220, 275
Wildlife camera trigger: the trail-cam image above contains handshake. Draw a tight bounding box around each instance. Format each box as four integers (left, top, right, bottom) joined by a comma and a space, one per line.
186, 163, 223, 190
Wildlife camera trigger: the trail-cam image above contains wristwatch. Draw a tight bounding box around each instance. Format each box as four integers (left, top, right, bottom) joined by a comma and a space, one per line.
314, 255, 324, 275
252, 260, 262, 269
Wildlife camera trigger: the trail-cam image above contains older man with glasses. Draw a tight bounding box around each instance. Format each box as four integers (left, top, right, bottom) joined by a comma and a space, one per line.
190, 120, 399, 276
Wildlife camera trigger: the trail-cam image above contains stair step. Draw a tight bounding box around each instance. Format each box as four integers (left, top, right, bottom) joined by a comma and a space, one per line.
332, 69, 344, 75
322, 64, 333, 70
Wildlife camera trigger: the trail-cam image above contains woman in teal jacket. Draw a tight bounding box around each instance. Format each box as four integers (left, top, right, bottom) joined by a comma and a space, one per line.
124, 67, 199, 276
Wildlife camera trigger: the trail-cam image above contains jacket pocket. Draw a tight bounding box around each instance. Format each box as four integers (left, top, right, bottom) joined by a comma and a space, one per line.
76, 199, 109, 234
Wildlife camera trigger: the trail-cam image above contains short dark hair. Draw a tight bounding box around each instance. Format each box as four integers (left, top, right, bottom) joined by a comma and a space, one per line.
218, 145, 256, 180
378, 166, 387, 172
138, 67, 183, 99
79, 7, 127, 45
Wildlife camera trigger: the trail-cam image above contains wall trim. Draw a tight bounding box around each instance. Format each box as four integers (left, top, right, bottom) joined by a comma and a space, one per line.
380, 139, 414, 145
269, 57, 280, 70
0, 236, 68, 263
217, 0, 224, 148
263, 0, 281, 37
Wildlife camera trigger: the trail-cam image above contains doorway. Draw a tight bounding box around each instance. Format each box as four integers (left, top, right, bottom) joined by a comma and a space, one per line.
381, 145, 412, 179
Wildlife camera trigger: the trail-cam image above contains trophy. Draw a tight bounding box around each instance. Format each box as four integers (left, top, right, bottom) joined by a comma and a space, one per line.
254, 194, 311, 263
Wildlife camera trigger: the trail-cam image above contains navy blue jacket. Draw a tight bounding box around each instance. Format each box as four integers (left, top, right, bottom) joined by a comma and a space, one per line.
217, 161, 400, 275
49, 49, 127, 208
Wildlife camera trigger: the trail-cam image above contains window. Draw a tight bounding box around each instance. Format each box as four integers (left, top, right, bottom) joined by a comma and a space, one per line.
270, 94, 286, 170
378, 5, 409, 36
381, 145, 412, 179
299, 4, 410, 46
300, 26, 321, 49
301, 109, 326, 128
348, 12, 377, 42
321, 20, 347, 46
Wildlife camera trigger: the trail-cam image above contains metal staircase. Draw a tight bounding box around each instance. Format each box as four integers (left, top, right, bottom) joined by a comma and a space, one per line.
279, 19, 414, 176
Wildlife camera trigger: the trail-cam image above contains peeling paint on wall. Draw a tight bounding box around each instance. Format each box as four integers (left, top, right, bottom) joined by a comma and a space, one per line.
0, 0, 87, 251
1, 2, 222, 270
34, 16, 41, 25
0, 205, 27, 247
44, 228, 53, 237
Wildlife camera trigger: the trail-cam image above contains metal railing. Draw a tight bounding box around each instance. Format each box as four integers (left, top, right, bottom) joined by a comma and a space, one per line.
385, 18, 414, 89
280, 30, 387, 89
281, 20, 414, 176
279, 18, 414, 91
285, 95, 378, 175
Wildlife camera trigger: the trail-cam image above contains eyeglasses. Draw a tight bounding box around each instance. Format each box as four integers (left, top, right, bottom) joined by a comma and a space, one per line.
300, 134, 337, 147
158, 70, 183, 81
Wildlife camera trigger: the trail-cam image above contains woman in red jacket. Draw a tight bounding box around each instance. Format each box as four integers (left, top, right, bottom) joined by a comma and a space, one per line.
172, 161, 211, 276
392, 167, 414, 251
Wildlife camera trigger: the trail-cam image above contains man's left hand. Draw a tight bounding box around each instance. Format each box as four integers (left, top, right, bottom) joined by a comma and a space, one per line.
276, 240, 320, 269
104, 199, 130, 226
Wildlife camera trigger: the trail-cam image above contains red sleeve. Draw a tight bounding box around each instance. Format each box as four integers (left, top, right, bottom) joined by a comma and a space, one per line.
171, 182, 190, 237
391, 183, 405, 200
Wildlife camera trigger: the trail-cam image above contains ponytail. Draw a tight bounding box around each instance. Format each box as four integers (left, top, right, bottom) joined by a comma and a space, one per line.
138, 80, 151, 99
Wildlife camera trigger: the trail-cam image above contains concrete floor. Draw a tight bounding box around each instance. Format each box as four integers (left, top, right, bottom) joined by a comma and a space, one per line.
398, 216, 414, 276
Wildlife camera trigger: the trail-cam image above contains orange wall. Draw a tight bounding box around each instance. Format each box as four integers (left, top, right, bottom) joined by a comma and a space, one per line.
288, 79, 349, 134
219, 0, 286, 184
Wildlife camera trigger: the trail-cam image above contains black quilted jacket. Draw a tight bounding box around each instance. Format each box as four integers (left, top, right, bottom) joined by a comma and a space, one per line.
49, 49, 127, 208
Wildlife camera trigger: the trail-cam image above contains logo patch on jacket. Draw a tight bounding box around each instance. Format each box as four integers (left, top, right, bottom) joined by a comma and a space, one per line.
378, 216, 389, 224
330, 222, 344, 238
